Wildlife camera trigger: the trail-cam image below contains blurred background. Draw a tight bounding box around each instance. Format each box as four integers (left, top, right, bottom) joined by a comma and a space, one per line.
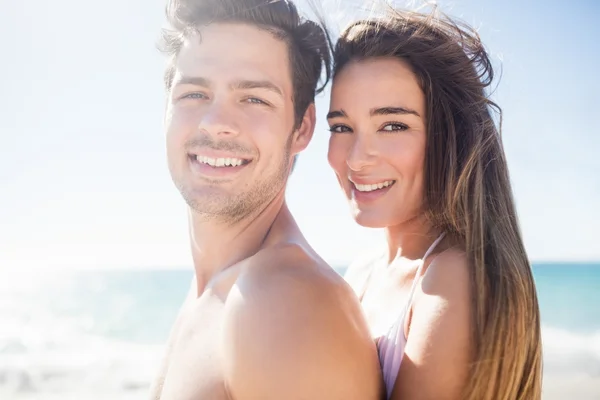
1, 0, 599, 398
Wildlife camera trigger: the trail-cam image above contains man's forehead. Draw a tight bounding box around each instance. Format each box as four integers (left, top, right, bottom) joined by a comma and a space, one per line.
175, 27, 292, 92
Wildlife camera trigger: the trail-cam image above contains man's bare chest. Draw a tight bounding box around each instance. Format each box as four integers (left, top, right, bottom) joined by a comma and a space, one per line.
158, 294, 231, 400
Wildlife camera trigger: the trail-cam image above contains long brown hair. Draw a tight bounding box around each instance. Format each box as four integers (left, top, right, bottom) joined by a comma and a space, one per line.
332, 8, 543, 400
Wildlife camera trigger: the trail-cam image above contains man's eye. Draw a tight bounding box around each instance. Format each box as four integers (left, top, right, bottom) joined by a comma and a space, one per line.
245, 97, 267, 105
182, 93, 208, 100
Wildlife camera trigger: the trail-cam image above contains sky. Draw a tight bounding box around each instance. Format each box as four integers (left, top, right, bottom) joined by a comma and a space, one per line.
1, 0, 598, 270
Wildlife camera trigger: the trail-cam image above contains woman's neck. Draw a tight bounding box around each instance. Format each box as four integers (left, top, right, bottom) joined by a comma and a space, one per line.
384, 215, 441, 265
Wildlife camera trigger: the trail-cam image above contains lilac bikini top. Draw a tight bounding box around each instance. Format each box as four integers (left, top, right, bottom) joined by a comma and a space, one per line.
363, 233, 446, 399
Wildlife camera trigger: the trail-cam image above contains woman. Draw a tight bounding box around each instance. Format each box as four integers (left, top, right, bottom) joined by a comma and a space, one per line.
326, 8, 543, 400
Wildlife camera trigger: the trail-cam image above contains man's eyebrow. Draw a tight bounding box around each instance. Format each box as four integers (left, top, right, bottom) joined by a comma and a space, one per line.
326, 110, 347, 119
370, 106, 421, 118
171, 76, 283, 98
172, 75, 212, 88
232, 80, 283, 97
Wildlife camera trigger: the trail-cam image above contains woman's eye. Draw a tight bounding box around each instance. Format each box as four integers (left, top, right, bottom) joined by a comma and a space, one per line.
328, 125, 352, 134
381, 123, 408, 132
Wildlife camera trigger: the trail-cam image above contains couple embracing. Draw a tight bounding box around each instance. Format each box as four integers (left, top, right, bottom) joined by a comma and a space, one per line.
149, 0, 542, 399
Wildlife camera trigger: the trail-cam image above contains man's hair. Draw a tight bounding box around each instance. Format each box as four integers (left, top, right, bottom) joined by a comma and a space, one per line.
159, 0, 332, 128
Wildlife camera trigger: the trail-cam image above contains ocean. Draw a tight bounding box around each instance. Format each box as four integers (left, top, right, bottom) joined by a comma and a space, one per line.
1, 263, 599, 399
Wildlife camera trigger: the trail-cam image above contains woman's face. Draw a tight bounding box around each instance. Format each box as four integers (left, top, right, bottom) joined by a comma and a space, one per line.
327, 57, 428, 228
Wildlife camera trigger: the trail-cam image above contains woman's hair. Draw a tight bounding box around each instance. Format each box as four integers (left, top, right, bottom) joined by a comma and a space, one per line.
332, 7, 542, 400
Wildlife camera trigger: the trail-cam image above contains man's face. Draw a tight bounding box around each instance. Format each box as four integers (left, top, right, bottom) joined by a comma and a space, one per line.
166, 23, 308, 222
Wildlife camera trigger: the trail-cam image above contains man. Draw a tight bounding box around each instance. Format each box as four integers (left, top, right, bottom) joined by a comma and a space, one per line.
149, 0, 383, 399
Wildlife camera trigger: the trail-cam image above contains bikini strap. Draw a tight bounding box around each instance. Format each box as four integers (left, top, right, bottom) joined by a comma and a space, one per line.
401, 232, 446, 320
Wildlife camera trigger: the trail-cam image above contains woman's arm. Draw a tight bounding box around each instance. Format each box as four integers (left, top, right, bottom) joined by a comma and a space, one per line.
391, 249, 473, 400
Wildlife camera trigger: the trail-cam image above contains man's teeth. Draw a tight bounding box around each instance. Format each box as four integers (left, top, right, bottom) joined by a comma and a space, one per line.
196, 155, 245, 167
354, 180, 395, 192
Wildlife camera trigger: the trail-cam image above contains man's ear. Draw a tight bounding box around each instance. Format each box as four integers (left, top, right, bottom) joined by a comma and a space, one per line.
163, 95, 172, 130
290, 103, 316, 155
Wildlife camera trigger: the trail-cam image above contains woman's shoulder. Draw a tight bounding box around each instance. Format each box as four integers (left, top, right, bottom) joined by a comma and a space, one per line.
423, 235, 468, 276
420, 246, 471, 308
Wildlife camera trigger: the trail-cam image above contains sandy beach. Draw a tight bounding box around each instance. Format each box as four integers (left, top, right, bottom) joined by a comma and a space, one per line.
3, 375, 600, 400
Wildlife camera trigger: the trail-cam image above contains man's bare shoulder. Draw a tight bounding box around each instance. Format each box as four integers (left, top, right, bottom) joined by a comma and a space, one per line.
220, 243, 383, 400
226, 243, 370, 344
235, 243, 351, 303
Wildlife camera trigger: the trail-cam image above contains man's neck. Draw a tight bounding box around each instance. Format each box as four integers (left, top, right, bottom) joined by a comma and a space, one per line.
188, 190, 288, 295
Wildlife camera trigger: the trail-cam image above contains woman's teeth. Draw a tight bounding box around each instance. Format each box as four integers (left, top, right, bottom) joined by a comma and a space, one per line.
354, 180, 395, 192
